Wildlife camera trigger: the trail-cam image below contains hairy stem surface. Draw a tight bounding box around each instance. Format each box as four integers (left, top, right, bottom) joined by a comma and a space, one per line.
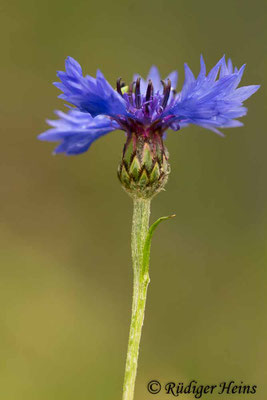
122, 198, 151, 400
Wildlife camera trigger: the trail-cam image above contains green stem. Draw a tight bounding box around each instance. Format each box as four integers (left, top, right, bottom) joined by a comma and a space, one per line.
122, 198, 151, 400
122, 198, 175, 400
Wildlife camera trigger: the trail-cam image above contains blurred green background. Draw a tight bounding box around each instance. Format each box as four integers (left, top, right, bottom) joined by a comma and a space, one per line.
0, 0, 266, 398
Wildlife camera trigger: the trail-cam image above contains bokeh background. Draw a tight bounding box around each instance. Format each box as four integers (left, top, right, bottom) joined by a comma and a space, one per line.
1, 0, 266, 399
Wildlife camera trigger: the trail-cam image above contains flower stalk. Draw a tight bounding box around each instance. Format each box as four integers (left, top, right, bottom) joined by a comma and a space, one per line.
122, 198, 175, 400
122, 198, 151, 400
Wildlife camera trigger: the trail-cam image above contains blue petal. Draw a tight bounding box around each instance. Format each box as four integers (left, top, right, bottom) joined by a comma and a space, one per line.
227, 58, 233, 73
167, 56, 260, 134
227, 85, 260, 101
55, 57, 127, 118
199, 55, 206, 77
181, 63, 196, 99
146, 66, 161, 92
38, 110, 119, 155
207, 55, 224, 82
65, 56, 83, 76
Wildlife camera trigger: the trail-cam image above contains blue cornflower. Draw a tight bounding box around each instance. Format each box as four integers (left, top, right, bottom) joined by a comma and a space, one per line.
39, 55, 259, 155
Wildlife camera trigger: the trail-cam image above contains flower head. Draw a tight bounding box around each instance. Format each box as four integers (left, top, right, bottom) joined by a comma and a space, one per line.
39, 55, 259, 155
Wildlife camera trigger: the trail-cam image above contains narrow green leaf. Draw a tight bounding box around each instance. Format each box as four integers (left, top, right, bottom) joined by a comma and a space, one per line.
142, 214, 176, 277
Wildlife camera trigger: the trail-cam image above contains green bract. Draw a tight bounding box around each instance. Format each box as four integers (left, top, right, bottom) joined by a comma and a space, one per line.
118, 132, 170, 199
